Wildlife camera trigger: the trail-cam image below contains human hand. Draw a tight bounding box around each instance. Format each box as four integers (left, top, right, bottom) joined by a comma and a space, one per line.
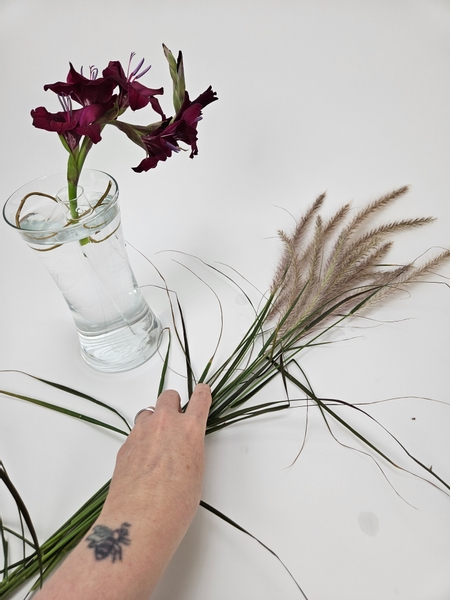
34, 385, 212, 600
102, 383, 212, 544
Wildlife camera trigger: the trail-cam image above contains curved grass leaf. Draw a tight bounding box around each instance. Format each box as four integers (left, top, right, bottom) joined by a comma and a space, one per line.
200, 500, 309, 599
0, 389, 129, 437
0, 462, 43, 588
0, 370, 131, 433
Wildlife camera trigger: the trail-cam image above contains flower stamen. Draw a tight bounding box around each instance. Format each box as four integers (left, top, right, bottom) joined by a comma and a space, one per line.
58, 94, 73, 117
126, 52, 136, 78
127, 53, 152, 81
89, 66, 98, 80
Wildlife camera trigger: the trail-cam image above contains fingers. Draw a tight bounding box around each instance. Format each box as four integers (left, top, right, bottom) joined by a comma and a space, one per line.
185, 384, 212, 426
134, 385, 210, 426
134, 406, 156, 425
156, 389, 182, 412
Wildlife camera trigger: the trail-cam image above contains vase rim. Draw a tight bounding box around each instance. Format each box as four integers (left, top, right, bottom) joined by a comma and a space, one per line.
3, 169, 119, 234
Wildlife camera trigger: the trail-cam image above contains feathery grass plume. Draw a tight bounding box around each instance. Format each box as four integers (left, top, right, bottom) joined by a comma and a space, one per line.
267, 186, 448, 337
206, 186, 449, 426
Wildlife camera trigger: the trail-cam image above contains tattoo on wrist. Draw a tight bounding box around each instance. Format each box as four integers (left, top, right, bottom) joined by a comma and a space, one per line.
86, 522, 131, 562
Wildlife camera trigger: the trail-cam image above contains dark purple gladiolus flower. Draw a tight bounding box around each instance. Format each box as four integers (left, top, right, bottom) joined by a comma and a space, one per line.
44, 63, 118, 108
31, 106, 82, 150
36, 63, 118, 150
31, 98, 112, 149
132, 86, 217, 172
30, 46, 217, 204
103, 55, 165, 117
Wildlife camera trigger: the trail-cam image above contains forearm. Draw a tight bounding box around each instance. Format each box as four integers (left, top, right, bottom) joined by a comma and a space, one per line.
34, 498, 196, 600
33, 384, 210, 600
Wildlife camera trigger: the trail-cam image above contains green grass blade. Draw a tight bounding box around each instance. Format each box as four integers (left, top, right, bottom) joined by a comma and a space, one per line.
166, 251, 260, 313
0, 526, 35, 548
200, 500, 309, 599
176, 297, 195, 398
158, 328, 171, 396
0, 516, 9, 580
0, 462, 43, 588
170, 259, 225, 385
0, 390, 129, 437
318, 394, 450, 494
206, 400, 290, 434
0, 370, 131, 433
278, 365, 450, 495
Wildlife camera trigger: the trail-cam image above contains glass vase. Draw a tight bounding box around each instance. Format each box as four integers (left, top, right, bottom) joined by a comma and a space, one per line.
3, 169, 161, 373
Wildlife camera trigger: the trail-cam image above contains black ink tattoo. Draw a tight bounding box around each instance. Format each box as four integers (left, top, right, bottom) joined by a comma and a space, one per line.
86, 522, 131, 562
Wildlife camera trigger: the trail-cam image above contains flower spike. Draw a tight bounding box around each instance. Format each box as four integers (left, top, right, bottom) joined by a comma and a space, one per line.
31, 46, 217, 210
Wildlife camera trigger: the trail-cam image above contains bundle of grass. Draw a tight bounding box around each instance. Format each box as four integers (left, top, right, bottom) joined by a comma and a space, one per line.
2, 186, 449, 598
205, 186, 450, 427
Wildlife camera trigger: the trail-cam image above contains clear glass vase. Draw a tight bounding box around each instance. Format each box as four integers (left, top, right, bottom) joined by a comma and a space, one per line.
3, 169, 161, 373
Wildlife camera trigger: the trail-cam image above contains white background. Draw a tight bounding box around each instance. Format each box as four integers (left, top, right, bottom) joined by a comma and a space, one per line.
1, 1, 450, 599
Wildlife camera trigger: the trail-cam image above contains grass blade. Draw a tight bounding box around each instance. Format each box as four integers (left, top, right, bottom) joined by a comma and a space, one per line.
200, 500, 309, 599
0, 389, 129, 437
0, 370, 131, 433
157, 328, 171, 396
0, 462, 43, 588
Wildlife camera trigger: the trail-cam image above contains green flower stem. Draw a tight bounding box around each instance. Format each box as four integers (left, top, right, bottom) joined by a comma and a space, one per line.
66, 150, 81, 224
66, 137, 95, 246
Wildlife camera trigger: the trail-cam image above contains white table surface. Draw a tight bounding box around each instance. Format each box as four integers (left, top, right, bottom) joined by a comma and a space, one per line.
1, 1, 450, 599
